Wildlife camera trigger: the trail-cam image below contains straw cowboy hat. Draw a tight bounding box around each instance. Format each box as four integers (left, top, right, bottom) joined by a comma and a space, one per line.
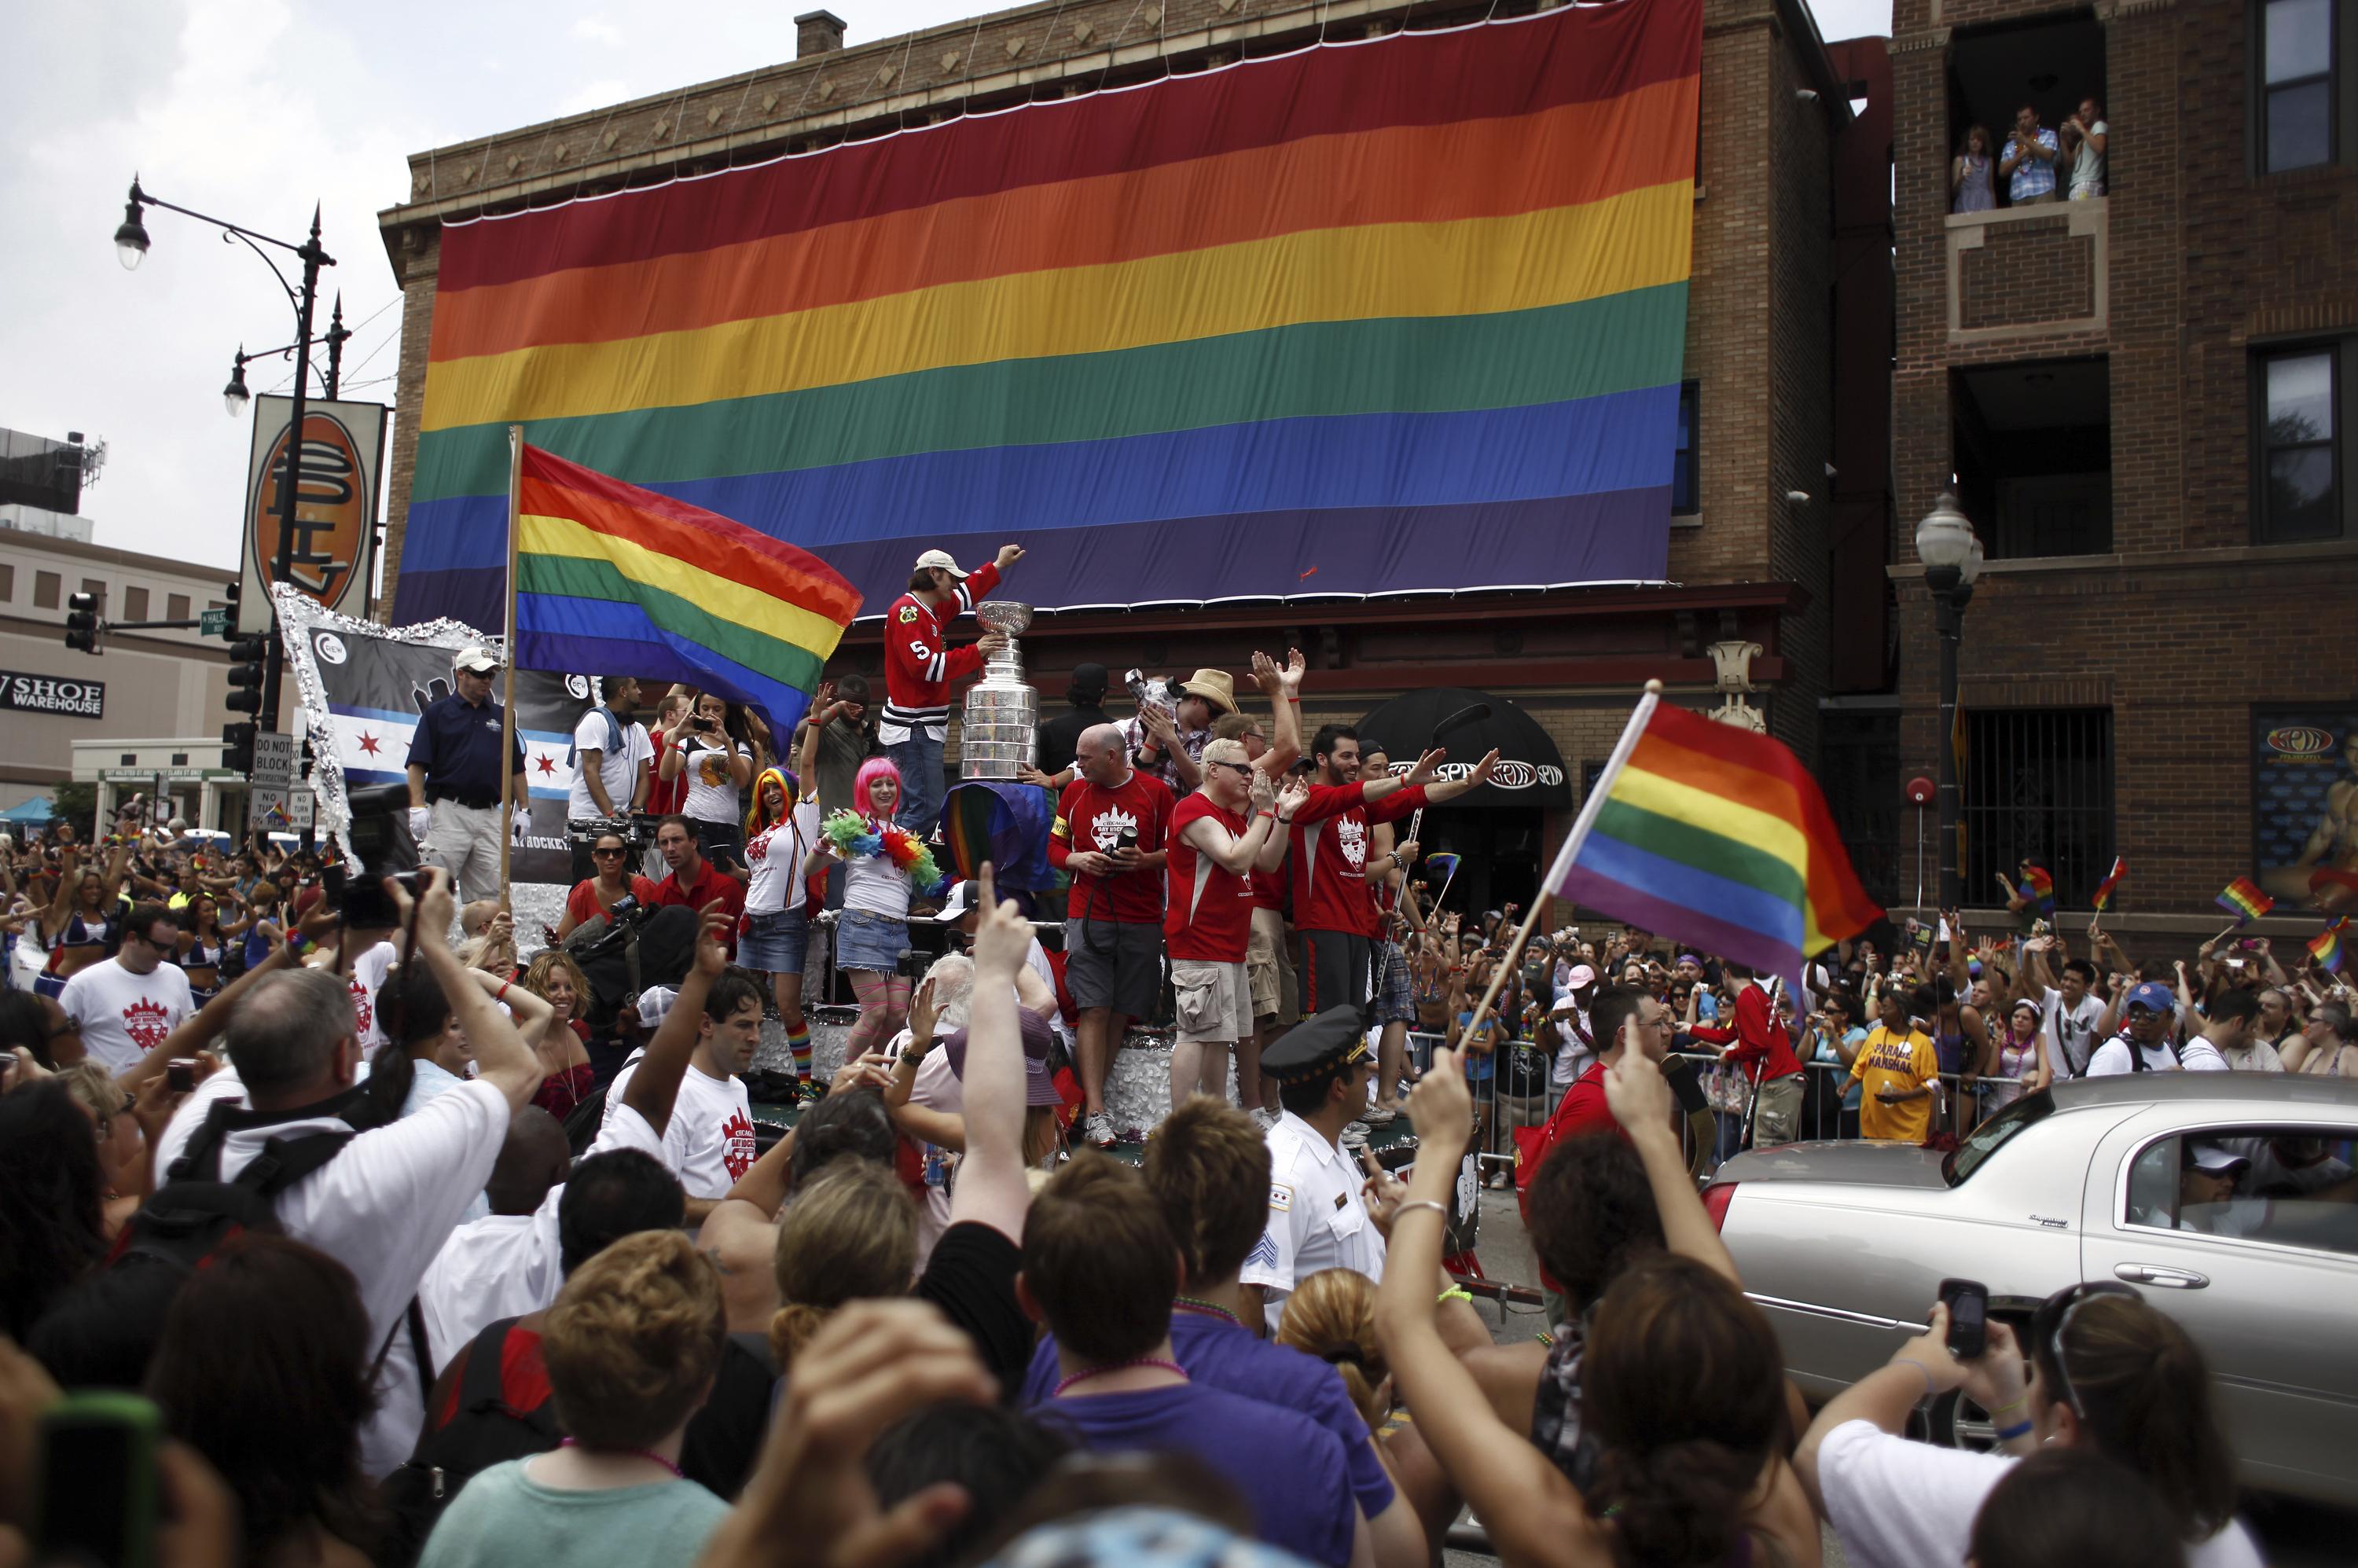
1178, 669, 1239, 715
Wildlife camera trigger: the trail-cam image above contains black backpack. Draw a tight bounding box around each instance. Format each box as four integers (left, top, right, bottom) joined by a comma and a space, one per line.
379, 1316, 560, 1568
111, 1086, 382, 1274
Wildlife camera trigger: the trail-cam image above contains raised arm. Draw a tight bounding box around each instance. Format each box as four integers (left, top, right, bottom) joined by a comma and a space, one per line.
1249, 649, 1304, 778
950, 864, 1031, 1242
391, 868, 540, 1110
1375, 1051, 1611, 1568
1388, 747, 1500, 808
622, 902, 732, 1140
1603, 1048, 1740, 1287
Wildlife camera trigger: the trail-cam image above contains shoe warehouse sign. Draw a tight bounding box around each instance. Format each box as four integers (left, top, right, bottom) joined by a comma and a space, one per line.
1, 670, 104, 719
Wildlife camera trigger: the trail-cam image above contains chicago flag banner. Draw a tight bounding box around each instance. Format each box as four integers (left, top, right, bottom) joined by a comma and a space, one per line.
394, 0, 1700, 630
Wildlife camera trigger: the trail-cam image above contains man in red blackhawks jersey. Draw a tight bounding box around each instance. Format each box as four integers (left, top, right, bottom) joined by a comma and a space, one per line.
881, 543, 1026, 837
1049, 723, 1176, 1147
1166, 738, 1309, 1114
1290, 726, 1498, 1027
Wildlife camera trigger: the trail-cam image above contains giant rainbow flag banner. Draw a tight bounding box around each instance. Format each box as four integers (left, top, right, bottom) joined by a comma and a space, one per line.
1548, 689, 1882, 982
393, 0, 1701, 631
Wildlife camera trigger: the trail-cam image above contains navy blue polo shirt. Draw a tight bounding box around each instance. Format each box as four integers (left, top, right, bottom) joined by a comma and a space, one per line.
406, 693, 524, 805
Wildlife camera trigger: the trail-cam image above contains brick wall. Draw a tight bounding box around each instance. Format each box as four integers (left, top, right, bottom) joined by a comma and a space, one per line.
1889, 0, 2358, 918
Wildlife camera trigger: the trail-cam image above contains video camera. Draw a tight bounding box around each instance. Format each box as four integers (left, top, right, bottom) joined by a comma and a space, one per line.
342, 783, 424, 930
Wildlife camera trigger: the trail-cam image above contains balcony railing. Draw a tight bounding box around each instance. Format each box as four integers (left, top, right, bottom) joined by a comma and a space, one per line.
1945, 196, 2109, 344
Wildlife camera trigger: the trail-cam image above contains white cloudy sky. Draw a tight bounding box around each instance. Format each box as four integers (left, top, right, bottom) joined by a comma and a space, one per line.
4, 0, 1891, 571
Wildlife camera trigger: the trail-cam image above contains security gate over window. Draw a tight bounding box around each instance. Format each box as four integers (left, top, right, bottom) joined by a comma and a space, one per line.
1963, 707, 2114, 909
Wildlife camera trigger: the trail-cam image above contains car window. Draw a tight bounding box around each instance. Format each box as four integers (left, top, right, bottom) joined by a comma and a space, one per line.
1945, 1089, 2054, 1185
2121, 1124, 2358, 1258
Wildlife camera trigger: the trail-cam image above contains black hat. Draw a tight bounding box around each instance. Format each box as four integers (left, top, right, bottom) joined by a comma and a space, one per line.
1070, 662, 1110, 701
1259, 1005, 1372, 1088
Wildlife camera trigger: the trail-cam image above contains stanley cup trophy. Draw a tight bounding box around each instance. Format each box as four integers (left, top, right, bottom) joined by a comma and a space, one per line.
960, 600, 1038, 779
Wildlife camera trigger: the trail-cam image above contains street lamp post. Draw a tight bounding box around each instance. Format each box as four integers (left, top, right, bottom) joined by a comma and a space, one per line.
1915, 494, 1984, 911
113, 178, 336, 733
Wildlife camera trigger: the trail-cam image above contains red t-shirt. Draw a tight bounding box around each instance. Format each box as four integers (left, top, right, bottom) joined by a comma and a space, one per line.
567, 876, 658, 928
1165, 795, 1258, 962
1249, 864, 1285, 913
1688, 984, 1804, 1082
1049, 770, 1175, 926
1286, 781, 1427, 935
1515, 1059, 1628, 1209
651, 860, 747, 955
645, 734, 687, 817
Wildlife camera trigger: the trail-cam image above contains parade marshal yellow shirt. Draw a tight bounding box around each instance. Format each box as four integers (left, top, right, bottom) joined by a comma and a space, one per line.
1849, 1025, 1938, 1144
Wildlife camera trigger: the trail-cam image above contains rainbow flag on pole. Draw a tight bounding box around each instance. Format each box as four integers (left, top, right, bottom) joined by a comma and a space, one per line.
2090, 857, 2126, 913
1545, 690, 1881, 979
2311, 917, 2349, 973
2019, 865, 2056, 917
510, 442, 860, 733
2217, 877, 2275, 925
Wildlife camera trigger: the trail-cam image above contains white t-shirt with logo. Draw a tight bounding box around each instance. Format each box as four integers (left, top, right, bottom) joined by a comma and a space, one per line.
61, 957, 193, 1073
744, 800, 823, 916
678, 736, 743, 828
348, 941, 398, 1054
2040, 986, 2108, 1076
567, 712, 654, 821
604, 1051, 756, 1199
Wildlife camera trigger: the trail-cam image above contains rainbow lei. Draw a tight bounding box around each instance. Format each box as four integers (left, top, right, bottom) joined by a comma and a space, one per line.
822, 810, 948, 896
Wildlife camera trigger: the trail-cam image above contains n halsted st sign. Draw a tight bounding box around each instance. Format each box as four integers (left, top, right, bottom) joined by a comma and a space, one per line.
0, 670, 104, 719
239, 395, 389, 635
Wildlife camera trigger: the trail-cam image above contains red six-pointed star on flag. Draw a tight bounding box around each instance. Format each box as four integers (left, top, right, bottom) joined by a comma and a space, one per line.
357, 733, 380, 755
534, 754, 557, 777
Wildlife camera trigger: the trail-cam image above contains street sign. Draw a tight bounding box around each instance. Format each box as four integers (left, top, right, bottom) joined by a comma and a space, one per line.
246, 731, 298, 832
251, 730, 295, 788
199, 608, 231, 637
288, 786, 315, 830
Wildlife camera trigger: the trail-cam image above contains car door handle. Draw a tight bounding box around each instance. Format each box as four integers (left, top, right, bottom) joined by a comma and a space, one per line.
2114, 1263, 2209, 1289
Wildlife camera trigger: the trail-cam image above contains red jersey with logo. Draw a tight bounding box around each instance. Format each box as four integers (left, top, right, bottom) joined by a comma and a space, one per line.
1165, 794, 1258, 961
1049, 769, 1175, 925
1286, 781, 1427, 935
881, 560, 1001, 732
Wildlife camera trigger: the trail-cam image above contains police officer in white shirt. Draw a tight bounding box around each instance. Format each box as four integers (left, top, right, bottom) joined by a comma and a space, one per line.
1242, 1005, 1388, 1332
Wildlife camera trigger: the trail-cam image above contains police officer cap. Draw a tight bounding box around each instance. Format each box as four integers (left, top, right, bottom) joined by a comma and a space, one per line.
1260, 1005, 1371, 1087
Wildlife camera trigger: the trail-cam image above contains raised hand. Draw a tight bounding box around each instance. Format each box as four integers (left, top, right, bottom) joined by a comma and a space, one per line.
970, 864, 1030, 982
695, 899, 733, 978
1251, 649, 1284, 697
1280, 647, 1306, 698
1249, 768, 1277, 813
994, 542, 1026, 571
1276, 776, 1310, 820
1403, 747, 1447, 787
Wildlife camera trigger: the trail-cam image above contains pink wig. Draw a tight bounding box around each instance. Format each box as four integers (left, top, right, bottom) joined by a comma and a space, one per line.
853, 756, 903, 819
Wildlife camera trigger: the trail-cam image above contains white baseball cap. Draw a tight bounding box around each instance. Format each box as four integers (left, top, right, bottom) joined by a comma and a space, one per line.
913, 549, 968, 579
453, 645, 501, 674
932, 880, 977, 924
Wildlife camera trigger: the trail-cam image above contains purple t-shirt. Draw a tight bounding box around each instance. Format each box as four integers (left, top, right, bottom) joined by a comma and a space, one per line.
1036, 1381, 1358, 1567
1023, 1309, 1395, 1521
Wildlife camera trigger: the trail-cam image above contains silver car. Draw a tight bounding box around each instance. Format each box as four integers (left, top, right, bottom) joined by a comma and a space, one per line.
1706, 1074, 2358, 1507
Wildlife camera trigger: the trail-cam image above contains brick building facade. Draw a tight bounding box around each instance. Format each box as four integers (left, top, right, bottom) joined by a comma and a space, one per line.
1868, 0, 2358, 938
375, 0, 1891, 911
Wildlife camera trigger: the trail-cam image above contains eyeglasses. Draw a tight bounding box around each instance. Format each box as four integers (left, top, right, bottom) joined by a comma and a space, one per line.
2029, 1280, 2138, 1418
592, 846, 626, 858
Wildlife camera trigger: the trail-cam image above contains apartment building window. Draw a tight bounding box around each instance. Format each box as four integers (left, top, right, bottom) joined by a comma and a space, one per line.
81, 578, 105, 607
167, 592, 190, 622
1953, 358, 2112, 558
1672, 381, 1700, 516
2256, 346, 2347, 541
2263, 0, 2334, 171
1962, 707, 2114, 908
0, 564, 13, 602
34, 571, 60, 610
124, 586, 151, 621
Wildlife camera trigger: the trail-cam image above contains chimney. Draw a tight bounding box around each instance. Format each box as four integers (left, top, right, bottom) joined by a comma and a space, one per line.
796, 9, 846, 56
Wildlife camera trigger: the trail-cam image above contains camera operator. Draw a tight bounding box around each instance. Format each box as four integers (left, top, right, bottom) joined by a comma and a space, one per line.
658, 692, 755, 867
558, 828, 660, 942
565, 677, 652, 883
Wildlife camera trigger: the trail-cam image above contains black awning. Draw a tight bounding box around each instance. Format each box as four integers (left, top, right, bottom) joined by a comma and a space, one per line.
1353, 687, 1571, 810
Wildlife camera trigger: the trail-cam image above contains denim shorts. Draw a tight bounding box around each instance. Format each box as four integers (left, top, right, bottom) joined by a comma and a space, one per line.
836, 907, 911, 973
739, 907, 811, 975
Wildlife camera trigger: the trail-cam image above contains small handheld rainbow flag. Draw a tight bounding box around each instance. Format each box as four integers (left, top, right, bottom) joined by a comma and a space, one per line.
2217, 877, 2275, 925
2311, 917, 2349, 973
2019, 865, 2055, 916
2090, 857, 2126, 913
1545, 689, 1881, 981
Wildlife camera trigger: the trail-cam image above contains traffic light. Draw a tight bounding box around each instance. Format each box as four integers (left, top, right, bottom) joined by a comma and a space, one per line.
226, 633, 269, 715
219, 580, 241, 640
64, 592, 100, 655
222, 722, 256, 773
